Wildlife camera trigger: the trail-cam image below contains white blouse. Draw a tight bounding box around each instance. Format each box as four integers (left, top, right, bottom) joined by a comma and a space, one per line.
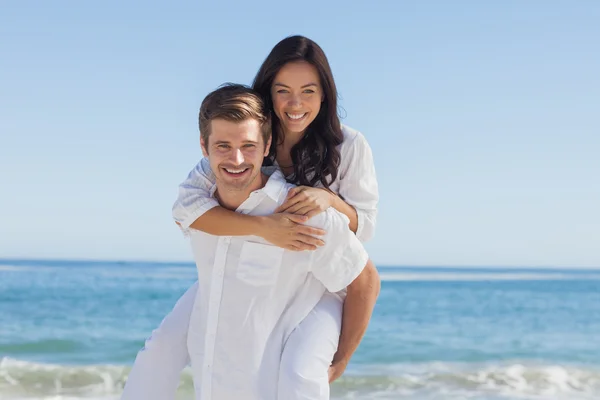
172, 124, 379, 242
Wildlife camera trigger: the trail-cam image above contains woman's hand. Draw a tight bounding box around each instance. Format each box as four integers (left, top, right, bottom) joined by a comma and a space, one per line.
258, 213, 326, 251
275, 186, 335, 219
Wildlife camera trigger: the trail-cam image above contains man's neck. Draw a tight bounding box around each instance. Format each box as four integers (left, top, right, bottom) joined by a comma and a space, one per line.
215, 173, 268, 211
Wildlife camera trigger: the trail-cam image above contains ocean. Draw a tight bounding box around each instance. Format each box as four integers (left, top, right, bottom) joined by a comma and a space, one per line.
1, 259, 600, 399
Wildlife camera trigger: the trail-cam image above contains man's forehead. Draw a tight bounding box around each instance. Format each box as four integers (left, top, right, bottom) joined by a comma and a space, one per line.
210, 118, 262, 139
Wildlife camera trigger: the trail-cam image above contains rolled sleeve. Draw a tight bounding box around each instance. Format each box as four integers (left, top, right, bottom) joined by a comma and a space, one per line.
355, 208, 377, 243
338, 129, 379, 243
308, 208, 369, 293
172, 158, 219, 235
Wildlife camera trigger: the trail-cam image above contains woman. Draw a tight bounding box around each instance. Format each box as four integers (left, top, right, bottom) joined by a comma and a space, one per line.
122, 35, 378, 400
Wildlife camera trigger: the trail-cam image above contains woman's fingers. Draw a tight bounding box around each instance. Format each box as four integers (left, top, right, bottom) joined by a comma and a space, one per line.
281, 201, 312, 215
292, 240, 318, 251
294, 233, 325, 248
287, 244, 302, 251
276, 196, 303, 213
295, 206, 317, 216
294, 223, 326, 237
283, 213, 309, 224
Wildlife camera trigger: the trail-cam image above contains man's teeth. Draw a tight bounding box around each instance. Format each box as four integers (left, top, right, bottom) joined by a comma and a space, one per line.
286, 113, 306, 120
225, 168, 246, 174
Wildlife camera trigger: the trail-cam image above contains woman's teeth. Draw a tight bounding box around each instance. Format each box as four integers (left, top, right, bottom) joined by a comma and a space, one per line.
286, 112, 307, 120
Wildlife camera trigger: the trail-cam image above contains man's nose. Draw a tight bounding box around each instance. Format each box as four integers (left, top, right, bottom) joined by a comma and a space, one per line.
230, 148, 244, 165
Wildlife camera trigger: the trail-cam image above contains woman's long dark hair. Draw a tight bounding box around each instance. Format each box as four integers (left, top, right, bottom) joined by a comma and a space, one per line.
252, 35, 343, 189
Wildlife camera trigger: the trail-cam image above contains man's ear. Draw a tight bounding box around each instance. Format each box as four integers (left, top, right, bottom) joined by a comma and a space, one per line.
200, 137, 209, 157
264, 135, 272, 157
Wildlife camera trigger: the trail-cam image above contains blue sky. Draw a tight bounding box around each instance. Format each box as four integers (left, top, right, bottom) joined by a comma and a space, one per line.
1, 1, 598, 267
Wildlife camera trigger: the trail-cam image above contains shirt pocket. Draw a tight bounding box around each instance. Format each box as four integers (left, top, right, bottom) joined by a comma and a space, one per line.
236, 241, 284, 286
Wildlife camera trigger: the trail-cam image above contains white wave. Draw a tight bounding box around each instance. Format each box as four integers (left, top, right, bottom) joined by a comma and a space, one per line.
0, 265, 55, 272
96, 269, 197, 280
0, 358, 193, 399
2, 358, 599, 400
379, 272, 600, 281
334, 361, 600, 399
0, 264, 196, 279
0, 265, 21, 271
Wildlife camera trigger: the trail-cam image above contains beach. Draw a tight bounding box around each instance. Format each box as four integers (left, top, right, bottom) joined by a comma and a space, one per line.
2, 260, 600, 399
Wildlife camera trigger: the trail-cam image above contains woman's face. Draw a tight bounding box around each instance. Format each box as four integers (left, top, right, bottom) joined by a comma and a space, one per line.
271, 61, 323, 137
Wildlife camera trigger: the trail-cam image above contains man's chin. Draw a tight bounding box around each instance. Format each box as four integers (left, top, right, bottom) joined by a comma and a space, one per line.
219, 182, 249, 192
216, 171, 262, 194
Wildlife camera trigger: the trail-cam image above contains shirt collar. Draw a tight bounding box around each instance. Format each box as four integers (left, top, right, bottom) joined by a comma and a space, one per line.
260, 167, 288, 203
208, 167, 288, 204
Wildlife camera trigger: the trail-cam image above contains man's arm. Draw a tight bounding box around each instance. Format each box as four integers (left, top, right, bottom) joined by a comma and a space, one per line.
329, 260, 380, 382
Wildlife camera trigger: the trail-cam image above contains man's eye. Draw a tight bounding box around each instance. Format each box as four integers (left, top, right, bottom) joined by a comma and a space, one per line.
218, 145, 230, 149
244, 144, 256, 148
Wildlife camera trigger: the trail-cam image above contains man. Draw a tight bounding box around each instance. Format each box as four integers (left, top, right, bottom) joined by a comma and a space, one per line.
121, 84, 379, 400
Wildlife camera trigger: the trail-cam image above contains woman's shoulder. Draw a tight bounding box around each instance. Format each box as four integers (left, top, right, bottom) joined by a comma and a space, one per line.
339, 124, 369, 153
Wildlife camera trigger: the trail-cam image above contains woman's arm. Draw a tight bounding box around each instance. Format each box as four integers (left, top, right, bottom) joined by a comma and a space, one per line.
172, 158, 220, 232
173, 159, 325, 251
335, 129, 379, 242
189, 207, 326, 251
329, 260, 380, 382
275, 128, 379, 242
330, 192, 359, 233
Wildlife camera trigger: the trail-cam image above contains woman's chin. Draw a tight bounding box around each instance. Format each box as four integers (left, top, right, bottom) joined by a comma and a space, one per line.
282, 121, 310, 136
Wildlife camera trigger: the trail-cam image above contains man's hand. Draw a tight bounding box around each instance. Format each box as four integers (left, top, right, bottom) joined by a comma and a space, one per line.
258, 213, 326, 251
328, 359, 348, 383
275, 186, 335, 219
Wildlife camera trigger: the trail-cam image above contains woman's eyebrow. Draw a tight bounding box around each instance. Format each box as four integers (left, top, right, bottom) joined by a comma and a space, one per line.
273, 82, 319, 88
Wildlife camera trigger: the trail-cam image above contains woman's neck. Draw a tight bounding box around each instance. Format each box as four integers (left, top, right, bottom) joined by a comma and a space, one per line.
276, 127, 305, 167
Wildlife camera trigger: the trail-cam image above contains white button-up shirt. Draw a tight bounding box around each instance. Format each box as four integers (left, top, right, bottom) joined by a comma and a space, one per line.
173, 124, 379, 242
186, 170, 368, 400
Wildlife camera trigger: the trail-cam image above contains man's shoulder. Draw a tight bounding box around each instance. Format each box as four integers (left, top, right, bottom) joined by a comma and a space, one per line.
261, 169, 297, 206
305, 207, 350, 232
269, 182, 295, 207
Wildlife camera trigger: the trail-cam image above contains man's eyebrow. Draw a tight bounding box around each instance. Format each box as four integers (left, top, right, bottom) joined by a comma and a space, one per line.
214, 140, 259, 144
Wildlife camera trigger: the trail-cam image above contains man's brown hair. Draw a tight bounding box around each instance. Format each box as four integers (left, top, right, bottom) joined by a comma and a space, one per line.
199, 83, 271, 149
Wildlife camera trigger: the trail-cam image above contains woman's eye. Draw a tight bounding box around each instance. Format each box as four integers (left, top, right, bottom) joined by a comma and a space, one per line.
276, 89, 289, 94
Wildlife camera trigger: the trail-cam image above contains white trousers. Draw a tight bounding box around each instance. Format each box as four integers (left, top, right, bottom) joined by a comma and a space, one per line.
121, 281, 343, 400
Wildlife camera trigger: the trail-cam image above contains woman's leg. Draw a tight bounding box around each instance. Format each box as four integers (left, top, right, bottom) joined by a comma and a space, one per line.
278, 291, 343, 400
121, 281, 198, 400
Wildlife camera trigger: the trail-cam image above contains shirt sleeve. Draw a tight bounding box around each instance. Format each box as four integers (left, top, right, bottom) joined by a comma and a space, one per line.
337, 130, 379, 243
172, 158, 219, 235
307, 208, 369, 293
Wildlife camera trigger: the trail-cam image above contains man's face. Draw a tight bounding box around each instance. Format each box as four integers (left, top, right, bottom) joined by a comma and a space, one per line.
201, 118, 271, 194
